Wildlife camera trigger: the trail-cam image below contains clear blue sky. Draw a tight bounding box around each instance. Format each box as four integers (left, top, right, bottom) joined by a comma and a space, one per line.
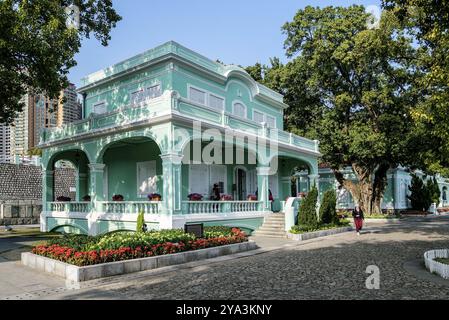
69, 0, 381, 87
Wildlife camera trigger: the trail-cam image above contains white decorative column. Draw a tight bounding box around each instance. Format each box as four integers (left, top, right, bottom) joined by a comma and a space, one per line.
42, 170, 54, 211
160, 153, 183, 229
76, 172, 88, 202
257, 166, 271, 212
87, 163, 105, 235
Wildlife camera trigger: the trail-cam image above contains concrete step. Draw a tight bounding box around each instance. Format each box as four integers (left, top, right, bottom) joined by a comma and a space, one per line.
262, 221, 285, 227
258, 227, 286, 233
252, 230, 287, 238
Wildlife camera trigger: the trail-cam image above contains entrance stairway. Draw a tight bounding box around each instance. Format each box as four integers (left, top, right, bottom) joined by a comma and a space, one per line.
252, 212, 287, 238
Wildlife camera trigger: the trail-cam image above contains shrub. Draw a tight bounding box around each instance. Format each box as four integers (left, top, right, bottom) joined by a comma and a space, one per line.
319, 189, 338, 224
427, 177, 441, 207
298, 185, 318, 227
136, 210, 145, 233
203, 226, 237, 238
408, 174, 432, 211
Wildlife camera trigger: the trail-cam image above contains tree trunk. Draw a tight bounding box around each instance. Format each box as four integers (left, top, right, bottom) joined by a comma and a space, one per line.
334, 163, 389, 216
372, 163, 390, 214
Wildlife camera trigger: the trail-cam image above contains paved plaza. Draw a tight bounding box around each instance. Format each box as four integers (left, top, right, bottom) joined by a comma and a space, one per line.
1, 217, 449, 300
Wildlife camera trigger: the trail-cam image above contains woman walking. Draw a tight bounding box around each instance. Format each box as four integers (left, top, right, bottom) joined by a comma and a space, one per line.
352, 204, 364, 235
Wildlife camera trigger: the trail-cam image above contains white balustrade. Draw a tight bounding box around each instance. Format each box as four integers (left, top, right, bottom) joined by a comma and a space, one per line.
183, 201, 261, 214
101, 201, 161, 214
48, 202, 91, 213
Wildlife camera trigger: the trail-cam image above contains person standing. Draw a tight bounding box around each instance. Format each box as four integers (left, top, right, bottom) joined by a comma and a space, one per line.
352, 204, 364, 235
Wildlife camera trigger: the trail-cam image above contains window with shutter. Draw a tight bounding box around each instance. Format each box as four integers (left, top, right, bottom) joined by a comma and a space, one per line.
136, 161, 157, 197
253, 110, 265, 124
266, 115, 276, 128
189, 87, 206, 105
233, 102, 246, 118
147, 84, 161, 99
209, 95, 224, 110
92, 102, 107, 114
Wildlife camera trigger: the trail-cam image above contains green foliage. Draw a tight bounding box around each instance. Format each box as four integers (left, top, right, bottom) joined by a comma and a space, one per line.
408, 174, 431, 211
427, 177, 441, 206
87, 230, 196, 251
383, 0, 449, 177
27, 147, 42, 156
290, 220, 350, 234
0, 0, 121, 124
297, 186, 318, 227
136, 210, 145, 233
319, 190, 338, 224
45, 226, 241, 251
203, 226, 235, 238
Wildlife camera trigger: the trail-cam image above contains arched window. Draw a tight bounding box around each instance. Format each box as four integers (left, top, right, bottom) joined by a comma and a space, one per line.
233, 102, 247, 118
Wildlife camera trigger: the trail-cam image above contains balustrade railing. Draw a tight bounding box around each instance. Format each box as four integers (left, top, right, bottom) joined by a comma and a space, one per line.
48, 202, 91, 213
101, 201, 161, 214
182, 200, 262, 214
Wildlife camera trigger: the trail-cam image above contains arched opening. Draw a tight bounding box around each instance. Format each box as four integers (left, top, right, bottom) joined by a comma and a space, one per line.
98, 136, 162, 201
46, 149, 90, 202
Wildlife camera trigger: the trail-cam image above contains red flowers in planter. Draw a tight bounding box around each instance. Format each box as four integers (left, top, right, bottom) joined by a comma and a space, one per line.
32, 228, 248, 267
247, 194, 257, 201
147, 193, 162, 201
188, 193, 203, 201
112, 194, 124, 201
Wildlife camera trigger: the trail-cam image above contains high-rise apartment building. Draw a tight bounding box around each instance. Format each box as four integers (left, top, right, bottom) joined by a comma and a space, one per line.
0, 123, 13, 163
0, 84, 81, 163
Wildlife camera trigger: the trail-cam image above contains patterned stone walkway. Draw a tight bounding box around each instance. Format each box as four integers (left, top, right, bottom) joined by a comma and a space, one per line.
28, 216, 449, 300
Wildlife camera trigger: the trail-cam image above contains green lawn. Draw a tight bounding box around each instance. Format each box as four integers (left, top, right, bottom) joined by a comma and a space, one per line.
435, 258, 449, 265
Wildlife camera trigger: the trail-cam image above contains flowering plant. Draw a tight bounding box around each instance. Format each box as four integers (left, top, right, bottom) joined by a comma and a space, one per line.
220, 194, 233, 201
188, 193, 203, 201
32, 227, 248, 266
147, 193, 162, 201
247, 194, 257, 201
112, 194, 124, 201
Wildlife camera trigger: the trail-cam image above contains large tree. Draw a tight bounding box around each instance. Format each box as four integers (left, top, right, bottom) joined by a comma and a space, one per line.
0, 0, 121, 124
277, 5, 417, 215
382, 1, 449, 176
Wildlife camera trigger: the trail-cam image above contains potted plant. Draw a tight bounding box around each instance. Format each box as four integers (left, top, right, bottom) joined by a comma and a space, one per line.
82, 195, 91, 202
56, 196, 71, 202
247, 194, 257, 201
188, 193, 203, 201
147, 193, 162, 201
220, 194, 233, 201
112, 194, 124, 201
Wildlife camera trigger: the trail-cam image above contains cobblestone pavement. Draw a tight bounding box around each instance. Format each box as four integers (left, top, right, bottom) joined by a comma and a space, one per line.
39, 216, 449, 300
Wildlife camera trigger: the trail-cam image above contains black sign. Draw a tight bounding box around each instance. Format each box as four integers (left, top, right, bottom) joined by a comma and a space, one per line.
185, 223, 204, 238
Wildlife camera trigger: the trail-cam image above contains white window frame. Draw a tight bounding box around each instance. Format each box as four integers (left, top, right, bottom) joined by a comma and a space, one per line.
187, 84, 225, 111
253, 109, 265, 124
136, 160, 158, 198
252, 109, 277, 128
265, 115, 276, 128
188, 164, 228, 197
209, 94, 225, 111
92, 100, 107, 115
129, 82, 162, 105
232, 100, 247, 119
188, 85, 207, 106
146, 83, 162, 99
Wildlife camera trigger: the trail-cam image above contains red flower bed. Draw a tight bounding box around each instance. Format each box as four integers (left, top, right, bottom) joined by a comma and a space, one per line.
32, 228, 247, 266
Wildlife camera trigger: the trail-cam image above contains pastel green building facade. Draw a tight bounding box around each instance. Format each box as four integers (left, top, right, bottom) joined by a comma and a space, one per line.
39, 41, 321, 235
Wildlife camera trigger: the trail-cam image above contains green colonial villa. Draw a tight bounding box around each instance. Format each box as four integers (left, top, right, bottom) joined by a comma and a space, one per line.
39, 41, 321, 235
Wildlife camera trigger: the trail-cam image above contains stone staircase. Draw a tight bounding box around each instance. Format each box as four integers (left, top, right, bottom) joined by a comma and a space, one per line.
252, 212, 287, 238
